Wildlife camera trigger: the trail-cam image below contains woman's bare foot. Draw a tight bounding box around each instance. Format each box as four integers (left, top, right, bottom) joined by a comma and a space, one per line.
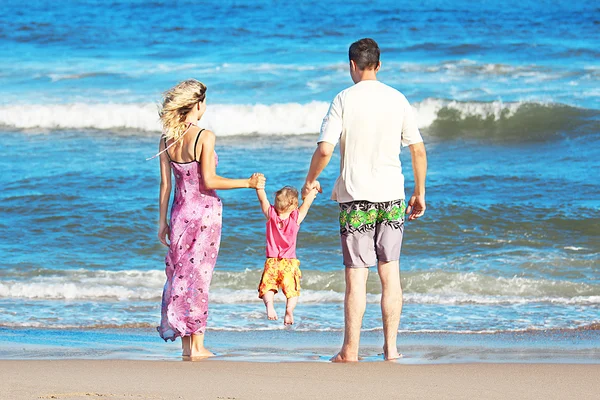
284, 310, 294, 325
181, 336, 192, 357
182, 333, 214, 359
190, 347, 215, 358
266, 303, 278, 320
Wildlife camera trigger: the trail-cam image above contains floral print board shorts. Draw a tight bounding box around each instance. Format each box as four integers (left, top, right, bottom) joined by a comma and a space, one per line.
258, 258, 301, 299
339, 199, 406, 268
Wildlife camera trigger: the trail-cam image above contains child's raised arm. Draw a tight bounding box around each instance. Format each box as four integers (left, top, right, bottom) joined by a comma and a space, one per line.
256, 187, 271, 219
297, 188, 318, 224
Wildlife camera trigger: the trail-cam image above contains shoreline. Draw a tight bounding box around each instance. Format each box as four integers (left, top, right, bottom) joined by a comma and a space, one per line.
3, 360, 599, 400
1, 327, 599, 364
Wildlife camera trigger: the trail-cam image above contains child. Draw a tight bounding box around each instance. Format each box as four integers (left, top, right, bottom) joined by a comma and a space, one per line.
255, 185, 318, 325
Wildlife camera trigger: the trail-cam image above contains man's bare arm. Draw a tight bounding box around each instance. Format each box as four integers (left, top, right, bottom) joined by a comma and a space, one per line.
407, 142, 427, 220
302, 142, 334, 198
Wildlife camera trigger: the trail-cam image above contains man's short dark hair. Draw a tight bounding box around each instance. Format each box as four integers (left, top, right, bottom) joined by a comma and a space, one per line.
349, 38, 380, 70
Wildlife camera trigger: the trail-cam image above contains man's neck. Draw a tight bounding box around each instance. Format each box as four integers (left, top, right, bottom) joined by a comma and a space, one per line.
354, 69, 378, 83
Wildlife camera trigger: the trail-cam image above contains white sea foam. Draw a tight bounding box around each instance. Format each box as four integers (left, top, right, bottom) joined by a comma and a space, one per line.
0, 99, 558, 135
1, 269, 598, 304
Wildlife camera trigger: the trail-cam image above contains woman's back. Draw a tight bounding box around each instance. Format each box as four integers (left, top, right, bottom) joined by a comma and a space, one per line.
164, 127, 218, 200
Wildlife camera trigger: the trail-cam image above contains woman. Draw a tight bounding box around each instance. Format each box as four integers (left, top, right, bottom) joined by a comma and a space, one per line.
155, 79, 265, 357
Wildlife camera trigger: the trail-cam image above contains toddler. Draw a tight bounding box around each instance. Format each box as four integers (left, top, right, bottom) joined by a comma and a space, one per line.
256, 185, 317, 325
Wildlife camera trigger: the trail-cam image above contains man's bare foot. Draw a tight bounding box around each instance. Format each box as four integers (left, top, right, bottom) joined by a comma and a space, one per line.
383, 347, 402, 361
330, 351, 359, 362
266, 303, 278, 320
384, 352, 403, 361
284, 311, 294, 325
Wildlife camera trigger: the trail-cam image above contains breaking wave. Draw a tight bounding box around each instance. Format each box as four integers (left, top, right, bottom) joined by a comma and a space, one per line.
1, 100, 597, 140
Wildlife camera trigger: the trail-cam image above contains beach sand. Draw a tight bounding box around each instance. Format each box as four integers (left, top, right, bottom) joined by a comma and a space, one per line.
2, 360, 598, 400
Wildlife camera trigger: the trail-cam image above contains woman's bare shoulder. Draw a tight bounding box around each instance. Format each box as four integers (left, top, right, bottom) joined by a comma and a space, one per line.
199, 129, 215, 142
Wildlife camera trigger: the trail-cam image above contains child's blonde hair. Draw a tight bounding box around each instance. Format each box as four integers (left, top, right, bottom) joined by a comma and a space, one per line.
274, 186, 299, 213
159, 79, 207, 141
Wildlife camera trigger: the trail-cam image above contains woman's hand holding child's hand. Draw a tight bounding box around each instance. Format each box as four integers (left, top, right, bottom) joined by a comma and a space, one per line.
248, 173, 266, 189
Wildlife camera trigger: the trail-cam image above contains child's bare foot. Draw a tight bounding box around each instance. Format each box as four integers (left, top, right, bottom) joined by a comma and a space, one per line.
284, 310, 294, 325
266, 303, 278, 320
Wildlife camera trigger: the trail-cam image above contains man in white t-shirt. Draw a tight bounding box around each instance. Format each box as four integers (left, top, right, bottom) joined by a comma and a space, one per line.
302, 38, 427, 362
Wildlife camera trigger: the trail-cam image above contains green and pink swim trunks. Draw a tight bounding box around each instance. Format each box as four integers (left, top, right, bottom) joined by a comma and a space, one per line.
338, 199, 406, 268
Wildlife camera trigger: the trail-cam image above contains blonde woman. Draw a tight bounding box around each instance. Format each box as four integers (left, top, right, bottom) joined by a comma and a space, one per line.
155, 79, 265, 358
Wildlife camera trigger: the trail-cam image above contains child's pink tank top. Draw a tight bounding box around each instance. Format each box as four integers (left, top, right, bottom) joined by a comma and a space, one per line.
266, 206, 299, 259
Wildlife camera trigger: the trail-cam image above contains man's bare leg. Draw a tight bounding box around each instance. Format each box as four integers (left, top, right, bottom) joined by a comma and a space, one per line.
262, 290, 278, 320
378, 260, 402, 360
331, 267, 369, 362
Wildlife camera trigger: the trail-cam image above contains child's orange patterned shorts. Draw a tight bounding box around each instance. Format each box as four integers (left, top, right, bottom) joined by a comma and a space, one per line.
258, 258, 301, 299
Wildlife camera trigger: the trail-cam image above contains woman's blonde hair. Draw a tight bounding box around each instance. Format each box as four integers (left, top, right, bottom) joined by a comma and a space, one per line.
159, 79, 207, 141
274, 186, 299, 213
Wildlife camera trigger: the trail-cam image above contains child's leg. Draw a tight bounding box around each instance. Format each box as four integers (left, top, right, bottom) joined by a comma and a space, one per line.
284, 296, 298, 325
262, 290, 278, 320
259, 259, 279, 320
281, 259, 301, 325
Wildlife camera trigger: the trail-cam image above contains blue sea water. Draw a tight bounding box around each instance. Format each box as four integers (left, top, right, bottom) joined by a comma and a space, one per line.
0, 0, 599, 361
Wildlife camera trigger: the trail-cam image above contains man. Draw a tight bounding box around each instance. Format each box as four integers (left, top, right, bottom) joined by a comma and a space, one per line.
302, 38, 427, 361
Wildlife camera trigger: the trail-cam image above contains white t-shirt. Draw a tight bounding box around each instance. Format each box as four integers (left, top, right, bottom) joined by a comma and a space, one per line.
318, 80, 423, 203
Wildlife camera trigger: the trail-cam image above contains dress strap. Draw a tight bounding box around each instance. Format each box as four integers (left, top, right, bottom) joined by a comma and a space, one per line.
193, 129, 205, 161
163, 137, 172, 161
145, 122, 196, 161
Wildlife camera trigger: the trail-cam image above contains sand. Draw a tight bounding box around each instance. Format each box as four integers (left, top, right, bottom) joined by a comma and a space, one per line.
1, 360, 598, 400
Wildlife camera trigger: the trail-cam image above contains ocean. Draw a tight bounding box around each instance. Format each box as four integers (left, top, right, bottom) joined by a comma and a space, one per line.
0, 0, 598, 362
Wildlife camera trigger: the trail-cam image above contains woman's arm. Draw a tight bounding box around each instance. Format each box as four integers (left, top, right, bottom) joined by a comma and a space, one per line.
158, 139, 172, 246
199, 130, 265, 190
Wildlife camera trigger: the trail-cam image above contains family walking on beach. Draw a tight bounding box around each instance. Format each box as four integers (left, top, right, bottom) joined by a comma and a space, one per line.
154, 38, 428, 361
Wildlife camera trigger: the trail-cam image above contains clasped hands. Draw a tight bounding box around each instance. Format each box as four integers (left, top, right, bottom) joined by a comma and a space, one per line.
249, 173, 266, 189
302, 181, 322, 199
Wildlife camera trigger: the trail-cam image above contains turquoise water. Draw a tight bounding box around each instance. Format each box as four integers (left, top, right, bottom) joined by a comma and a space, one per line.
0, 0, 599, 360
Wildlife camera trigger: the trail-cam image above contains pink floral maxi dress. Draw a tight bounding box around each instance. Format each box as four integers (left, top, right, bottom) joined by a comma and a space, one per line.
157, 152, 222, 341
